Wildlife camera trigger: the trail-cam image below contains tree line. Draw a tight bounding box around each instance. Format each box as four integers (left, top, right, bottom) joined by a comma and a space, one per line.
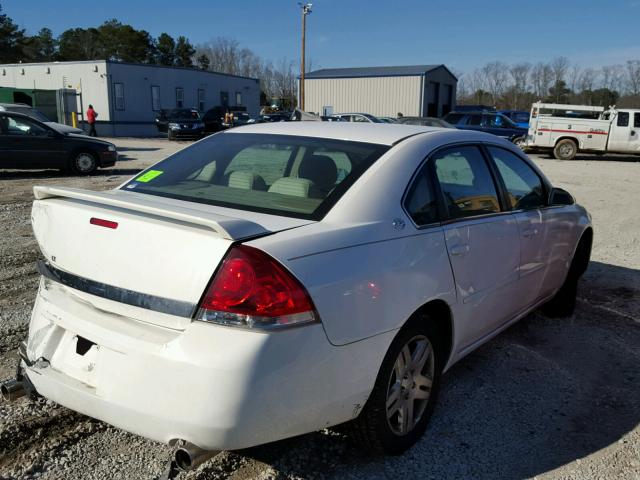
457, 57, 640, 110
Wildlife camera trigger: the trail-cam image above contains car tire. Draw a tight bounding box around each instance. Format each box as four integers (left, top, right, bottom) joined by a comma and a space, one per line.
542, 232, 592, 318
71, 151, 98, 175
513, 136, 526, 149
345, 316, 442, 455
167, 130, 174, 141
553, 139, 578, 160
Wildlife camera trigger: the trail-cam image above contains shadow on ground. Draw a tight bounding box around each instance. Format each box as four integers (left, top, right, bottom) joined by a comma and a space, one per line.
223, 261, 640, 480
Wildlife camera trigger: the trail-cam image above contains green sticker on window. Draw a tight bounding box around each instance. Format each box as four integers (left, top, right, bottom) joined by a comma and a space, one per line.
136, 170, 164, 183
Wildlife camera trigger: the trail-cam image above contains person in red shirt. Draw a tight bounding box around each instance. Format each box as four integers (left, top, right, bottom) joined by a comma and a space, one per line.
86, 105, 98, 137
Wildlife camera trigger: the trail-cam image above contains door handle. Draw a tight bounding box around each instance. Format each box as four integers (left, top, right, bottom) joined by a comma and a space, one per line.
449, 244, 469, 256
522, 228, 539, 238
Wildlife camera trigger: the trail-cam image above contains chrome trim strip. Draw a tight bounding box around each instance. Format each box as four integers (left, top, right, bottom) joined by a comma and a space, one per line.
37, 261, 196, 318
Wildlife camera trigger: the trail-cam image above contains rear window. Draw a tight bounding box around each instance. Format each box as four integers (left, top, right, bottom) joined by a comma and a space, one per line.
124, 133, 389, 220
443, 113, 464, 124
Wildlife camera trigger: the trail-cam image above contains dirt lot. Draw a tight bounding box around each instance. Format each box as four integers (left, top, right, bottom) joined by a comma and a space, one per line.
1, 138, 639, 480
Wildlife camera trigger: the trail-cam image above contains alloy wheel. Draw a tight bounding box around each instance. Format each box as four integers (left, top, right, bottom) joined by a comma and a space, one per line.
386, 335, 435, 436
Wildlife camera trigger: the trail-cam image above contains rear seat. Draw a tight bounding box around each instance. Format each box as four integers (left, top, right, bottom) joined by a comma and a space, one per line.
268, 178, 314, 197
227, 171, 267, 191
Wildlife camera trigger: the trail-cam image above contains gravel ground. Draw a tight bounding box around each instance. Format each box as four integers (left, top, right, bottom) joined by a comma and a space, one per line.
0, 139, 639, 480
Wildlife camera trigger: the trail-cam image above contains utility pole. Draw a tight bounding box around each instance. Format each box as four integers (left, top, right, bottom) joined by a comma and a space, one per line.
299, 3, 312, 111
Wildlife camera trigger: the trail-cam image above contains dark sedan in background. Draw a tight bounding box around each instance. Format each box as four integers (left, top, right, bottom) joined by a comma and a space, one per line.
166, 109, 205, 140
443, 111, 528, 146
0, 112, 117, 174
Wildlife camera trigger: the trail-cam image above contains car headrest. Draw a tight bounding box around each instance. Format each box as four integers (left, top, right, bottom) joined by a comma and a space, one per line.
268, 177, 313, 198
299, 155, 338, 191
228, 171, 267, 191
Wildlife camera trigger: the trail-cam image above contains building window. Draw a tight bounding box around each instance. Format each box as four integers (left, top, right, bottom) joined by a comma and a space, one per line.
235, 91, 242, 105
220, 91, 229, 107
151, 86, 161, 111
176, 87, 184, 108
198, 89, 205, 111
114, 82, 125, 111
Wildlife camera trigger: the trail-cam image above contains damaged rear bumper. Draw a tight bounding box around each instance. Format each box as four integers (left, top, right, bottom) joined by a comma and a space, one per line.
22, 277, 392, 450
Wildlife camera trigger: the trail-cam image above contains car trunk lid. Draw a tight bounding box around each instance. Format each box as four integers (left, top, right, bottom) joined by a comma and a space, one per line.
31, 186, 312, 329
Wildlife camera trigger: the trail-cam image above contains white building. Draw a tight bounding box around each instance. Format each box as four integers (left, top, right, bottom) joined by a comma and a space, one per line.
302, 65, 457, 118
0, 60, 260, 136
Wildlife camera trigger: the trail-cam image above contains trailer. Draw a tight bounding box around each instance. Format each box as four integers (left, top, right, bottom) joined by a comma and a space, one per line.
524, 102, 640, 159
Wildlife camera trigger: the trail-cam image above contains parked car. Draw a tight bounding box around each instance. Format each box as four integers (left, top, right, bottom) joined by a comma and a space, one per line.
154, 109, 171, 133
331, 112, 384, 123
0, 103, 84, 135
453, 104, 496, 112
396, 116, 455, 128
443, 111, 528, 146
166, 108, 205, 140
499, 110, 530, 128
258, 112, 292, 123
378, 116, 398, 123
7, 122, 592, 469
0, 111, 117, 174
203, 107, 254, 133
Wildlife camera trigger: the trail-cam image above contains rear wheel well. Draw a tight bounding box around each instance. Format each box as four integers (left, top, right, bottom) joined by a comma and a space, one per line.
408, 300, 453, 370
555, 136, 579, 148
573, 227, 593, 277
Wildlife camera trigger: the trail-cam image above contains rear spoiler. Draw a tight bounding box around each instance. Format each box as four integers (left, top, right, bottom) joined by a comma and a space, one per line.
33, 186, 269, 240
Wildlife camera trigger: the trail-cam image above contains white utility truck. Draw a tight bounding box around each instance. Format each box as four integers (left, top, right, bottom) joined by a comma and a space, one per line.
524, 102, 640, 159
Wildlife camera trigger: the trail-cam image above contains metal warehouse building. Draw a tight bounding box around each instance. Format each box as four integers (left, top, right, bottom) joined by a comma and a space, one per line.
0, 60, 260, 136
302, 65, 457, 118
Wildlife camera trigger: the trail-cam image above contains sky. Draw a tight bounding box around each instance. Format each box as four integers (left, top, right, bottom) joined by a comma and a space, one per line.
4, 0, 640, 73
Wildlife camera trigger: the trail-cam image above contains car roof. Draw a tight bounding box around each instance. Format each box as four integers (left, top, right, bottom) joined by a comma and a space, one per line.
226, 122, 442, 145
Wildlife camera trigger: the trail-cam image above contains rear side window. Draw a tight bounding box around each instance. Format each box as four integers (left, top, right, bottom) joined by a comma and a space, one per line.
635, 113, 640, 128
433, 146, 500, 219
466, 115, 482, 126
488, 147, 546, 210
124, 133, 388, 220
404, 166, 438, 226
617, 112, 629, 127
443, 113, 464, 124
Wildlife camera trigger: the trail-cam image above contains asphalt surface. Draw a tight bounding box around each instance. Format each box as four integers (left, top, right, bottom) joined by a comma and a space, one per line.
0, 138, 638, 480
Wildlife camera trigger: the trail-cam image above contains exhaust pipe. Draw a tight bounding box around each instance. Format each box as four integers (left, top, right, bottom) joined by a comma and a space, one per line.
1, 379, 26, 402
174, 442, 220, 471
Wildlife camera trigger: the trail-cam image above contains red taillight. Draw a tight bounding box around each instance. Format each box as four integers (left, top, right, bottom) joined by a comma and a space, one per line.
90, 217, 118, 229
197, 245, 317, 329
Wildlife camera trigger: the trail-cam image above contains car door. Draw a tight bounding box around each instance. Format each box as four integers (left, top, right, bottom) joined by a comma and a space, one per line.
487, 146, 549, 307
607, 111, 640, 153
4, 115, 67, 169
431, 145, 521, 348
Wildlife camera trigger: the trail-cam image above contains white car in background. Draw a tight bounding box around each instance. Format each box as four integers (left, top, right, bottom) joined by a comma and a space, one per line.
4, 123, 592, 471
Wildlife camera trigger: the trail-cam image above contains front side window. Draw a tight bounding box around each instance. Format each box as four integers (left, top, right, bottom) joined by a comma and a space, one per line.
433, 146, 500, 219
124, 133, 389, 220
488, 147, 546, 210
176, 88, 184, 108
617, 112, 629, 127
635, 112, 640, 128
404, 166, 438, 226
114, 83, 125, 110
0, 115, 49, 136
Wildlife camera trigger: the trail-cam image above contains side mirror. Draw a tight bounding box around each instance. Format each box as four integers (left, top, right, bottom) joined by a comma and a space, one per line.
549, 187, 575, 206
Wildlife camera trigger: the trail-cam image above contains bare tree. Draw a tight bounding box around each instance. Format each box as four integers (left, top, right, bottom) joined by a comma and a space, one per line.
550, 56, 570, 103
627, 60, 640, 96
600, 64, 625, 94
509, 62, 531, 109
531, 62, 552, 99
482, 61, 508, 105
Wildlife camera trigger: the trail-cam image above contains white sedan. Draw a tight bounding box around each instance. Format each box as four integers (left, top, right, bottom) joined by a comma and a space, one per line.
7, 123, 592, 469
